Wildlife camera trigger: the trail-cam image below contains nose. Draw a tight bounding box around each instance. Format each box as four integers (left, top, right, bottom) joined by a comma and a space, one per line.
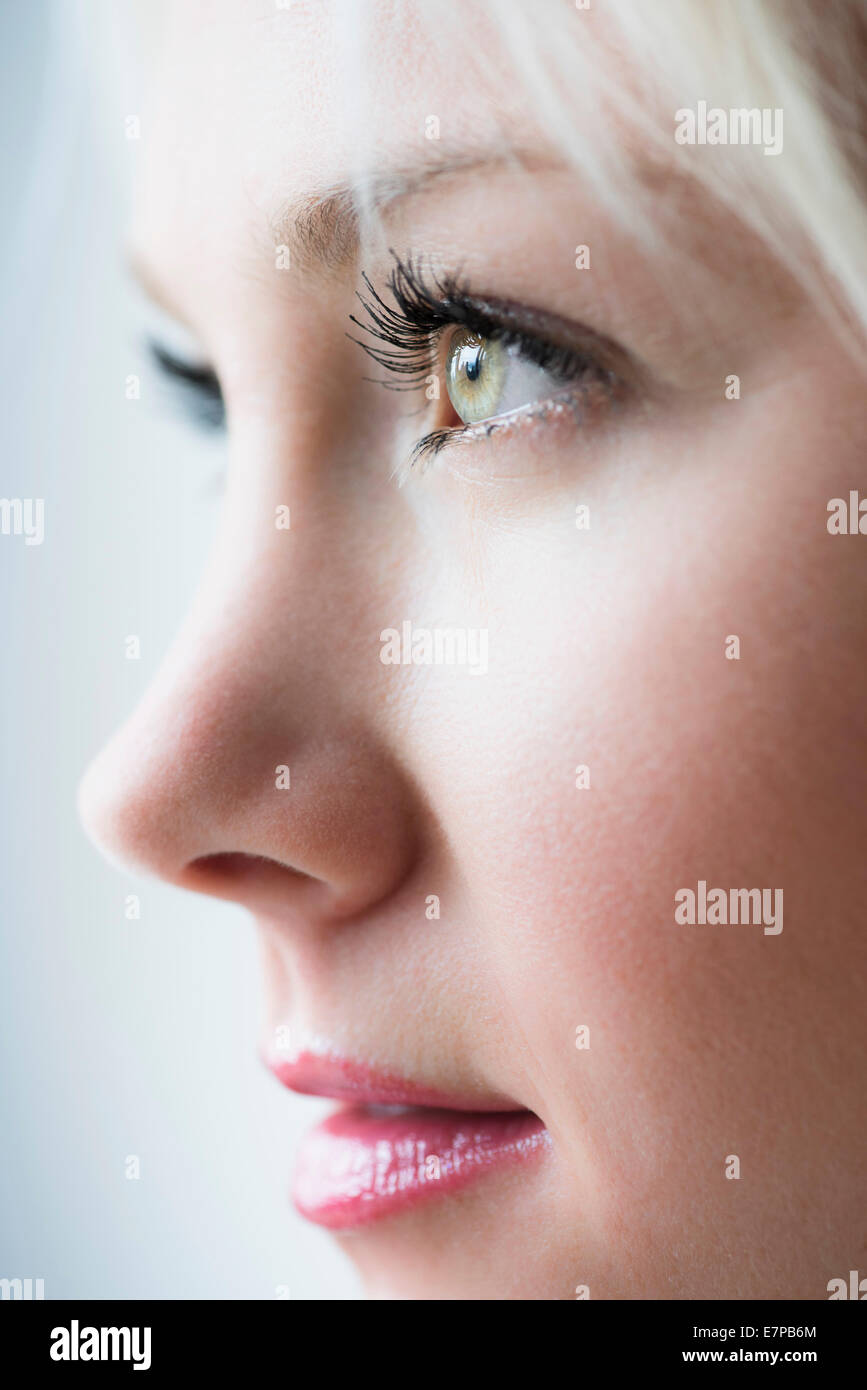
78, 485, 421, 926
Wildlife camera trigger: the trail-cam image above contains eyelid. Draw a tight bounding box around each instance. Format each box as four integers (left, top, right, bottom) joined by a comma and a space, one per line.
408, 372, 622, 474
441, 293, 647, 394
421, 301, 641, 468
149, 339, 226, 430
351, 254, 649, 429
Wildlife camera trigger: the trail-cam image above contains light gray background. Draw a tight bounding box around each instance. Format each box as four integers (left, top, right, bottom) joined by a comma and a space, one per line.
0, 0, 358, 1299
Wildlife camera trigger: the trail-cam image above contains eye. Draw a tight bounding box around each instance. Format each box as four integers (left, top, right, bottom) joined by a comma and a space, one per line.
131, 282, 226, 432
149, 340, 226, 430
350, 255, 635, 468
444, 327, 574, 426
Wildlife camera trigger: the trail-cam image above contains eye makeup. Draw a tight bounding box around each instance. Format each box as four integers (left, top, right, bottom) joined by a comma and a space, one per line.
349, 252, 634, 467
147, 250, 638, 467
148, 340, 226, 430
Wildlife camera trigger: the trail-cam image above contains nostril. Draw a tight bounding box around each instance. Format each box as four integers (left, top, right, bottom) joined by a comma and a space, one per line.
185, 851, 305, 890
192, 852, 265, 877
180, 851, 323, 917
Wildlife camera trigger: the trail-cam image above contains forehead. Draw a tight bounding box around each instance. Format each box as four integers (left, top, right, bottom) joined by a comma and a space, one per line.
132, 0, 802, 370
134, 0, 615, 267
143, 0, 569, 159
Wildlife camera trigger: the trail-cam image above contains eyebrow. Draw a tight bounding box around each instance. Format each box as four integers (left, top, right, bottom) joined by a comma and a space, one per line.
132, 141, 687, 318
268, 147, 564, 273
128, 147, 558, 324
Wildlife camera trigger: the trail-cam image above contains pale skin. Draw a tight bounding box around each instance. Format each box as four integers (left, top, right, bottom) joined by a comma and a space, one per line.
79, 1, 867, 1298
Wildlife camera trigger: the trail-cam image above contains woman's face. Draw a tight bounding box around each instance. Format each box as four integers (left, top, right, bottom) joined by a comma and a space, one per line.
79, 1, 867, 1298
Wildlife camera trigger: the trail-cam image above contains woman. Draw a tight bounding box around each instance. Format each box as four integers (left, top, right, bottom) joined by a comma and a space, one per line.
79, 0, 867, 1299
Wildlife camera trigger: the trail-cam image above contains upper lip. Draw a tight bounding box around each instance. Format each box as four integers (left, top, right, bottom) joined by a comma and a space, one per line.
264, 1047, 528, 1113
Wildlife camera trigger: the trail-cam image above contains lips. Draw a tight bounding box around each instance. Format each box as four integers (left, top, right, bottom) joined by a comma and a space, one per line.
268, 1051, 549, 1229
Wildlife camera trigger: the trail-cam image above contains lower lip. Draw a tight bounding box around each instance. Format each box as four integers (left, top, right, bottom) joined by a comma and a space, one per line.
293, 1106, 548, 1229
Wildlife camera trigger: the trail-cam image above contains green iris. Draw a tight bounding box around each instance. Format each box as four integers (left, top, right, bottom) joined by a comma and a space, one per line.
444, 328, 508, 424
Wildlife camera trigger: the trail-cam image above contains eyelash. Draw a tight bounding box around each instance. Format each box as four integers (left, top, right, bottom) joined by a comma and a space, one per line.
149, 341, 226, 430
349, 254, 619, 466
150, 253, 620, 465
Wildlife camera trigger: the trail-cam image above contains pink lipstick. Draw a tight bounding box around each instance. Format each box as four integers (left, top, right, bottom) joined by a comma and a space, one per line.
267, 1051, 549, 1228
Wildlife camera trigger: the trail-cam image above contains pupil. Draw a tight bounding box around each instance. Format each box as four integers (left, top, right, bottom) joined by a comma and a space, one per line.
465, 349, 482, 382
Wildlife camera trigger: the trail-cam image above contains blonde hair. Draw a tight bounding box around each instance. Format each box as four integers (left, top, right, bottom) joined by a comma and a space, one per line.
334, 0, 867, 353
82, 0, 867, 353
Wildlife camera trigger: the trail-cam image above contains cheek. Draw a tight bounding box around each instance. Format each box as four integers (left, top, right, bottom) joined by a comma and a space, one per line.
403, 374, 867, 1279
